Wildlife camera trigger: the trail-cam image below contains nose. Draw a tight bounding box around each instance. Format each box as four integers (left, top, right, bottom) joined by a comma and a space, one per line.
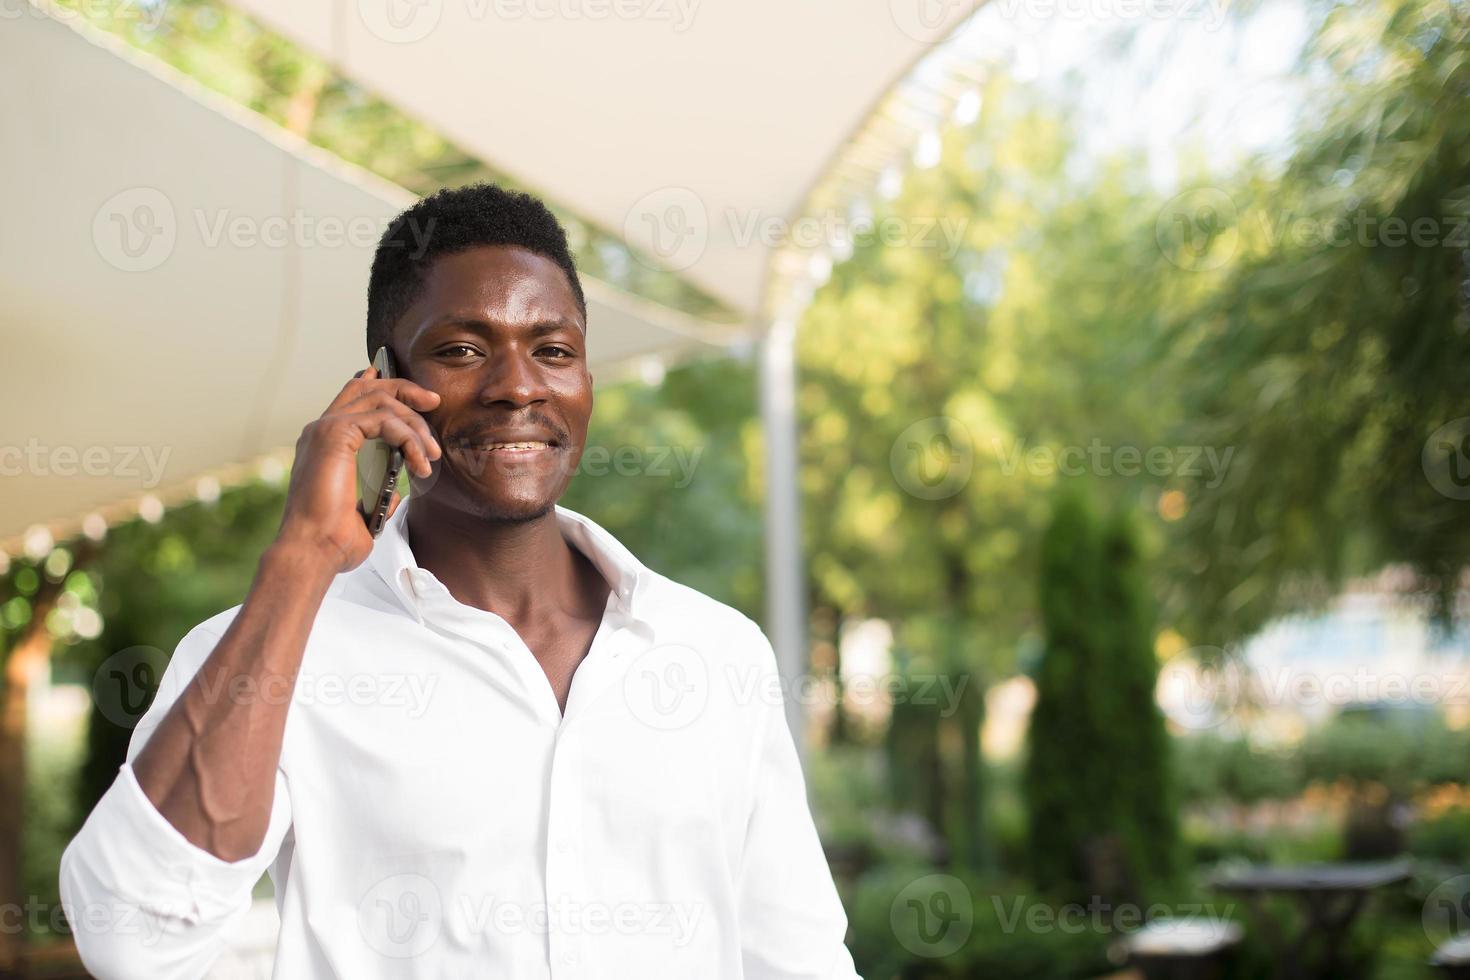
476, 346, 549, 408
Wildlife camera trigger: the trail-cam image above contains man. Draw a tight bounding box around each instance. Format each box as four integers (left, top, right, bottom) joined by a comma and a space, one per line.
60, 183, 861, 979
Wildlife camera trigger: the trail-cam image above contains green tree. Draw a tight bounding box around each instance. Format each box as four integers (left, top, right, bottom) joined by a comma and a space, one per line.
1163, 0, 1470, 643
1023, 491, 1178, 904
799, 74, 1188, 877
882, 612, 989, 872
1097, 508, 1179, 890
797, 67, 1191, 700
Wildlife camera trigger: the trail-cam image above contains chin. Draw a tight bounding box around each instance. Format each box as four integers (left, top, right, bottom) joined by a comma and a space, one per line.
414, 470, 562, 526
472, 495, 558, 525
449, 478, 562, 524
423, 451, 571, 525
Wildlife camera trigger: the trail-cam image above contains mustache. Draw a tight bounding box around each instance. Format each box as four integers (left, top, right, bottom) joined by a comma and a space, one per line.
444, 417, 569, 448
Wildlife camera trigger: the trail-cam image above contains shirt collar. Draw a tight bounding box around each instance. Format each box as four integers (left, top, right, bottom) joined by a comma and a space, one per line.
366, 496, 650, 628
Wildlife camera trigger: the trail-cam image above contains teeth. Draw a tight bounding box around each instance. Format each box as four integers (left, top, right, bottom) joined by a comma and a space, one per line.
486, 442, 548, 451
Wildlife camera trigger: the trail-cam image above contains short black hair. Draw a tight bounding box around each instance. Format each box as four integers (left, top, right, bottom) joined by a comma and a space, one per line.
365, 182, 587, 360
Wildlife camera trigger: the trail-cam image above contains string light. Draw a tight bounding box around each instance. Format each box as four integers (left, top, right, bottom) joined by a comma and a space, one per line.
82, 513, 109, 542
138, 495, 165, 524
23, 526, 54, 562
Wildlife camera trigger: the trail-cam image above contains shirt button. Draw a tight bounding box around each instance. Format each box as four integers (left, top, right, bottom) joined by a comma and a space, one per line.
561, 950, 579, 966
557, 837, 575, 854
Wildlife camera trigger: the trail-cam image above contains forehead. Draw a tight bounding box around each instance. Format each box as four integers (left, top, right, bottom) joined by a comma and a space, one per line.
410, 245, 583, 330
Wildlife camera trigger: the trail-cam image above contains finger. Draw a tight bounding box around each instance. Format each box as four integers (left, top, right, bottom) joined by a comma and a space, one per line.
331, 409, 431, 476
327, 366, 378, 413
385, 491, 404, 521
372, 415, 432, 478
340, 391, 441, 460
383, 377, 442, 413
353, 395, 442, 463
372, 415, 436, 479
341, 376, 439, 412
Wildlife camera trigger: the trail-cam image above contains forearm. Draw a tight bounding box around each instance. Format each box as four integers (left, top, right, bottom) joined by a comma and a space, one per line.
130, 539, 337, 861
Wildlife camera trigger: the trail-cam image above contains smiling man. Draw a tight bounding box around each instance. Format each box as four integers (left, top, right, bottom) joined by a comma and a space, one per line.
59, 184, 861, 979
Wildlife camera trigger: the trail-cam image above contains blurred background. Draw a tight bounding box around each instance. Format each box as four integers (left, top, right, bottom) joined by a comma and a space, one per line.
2, 0, 1469, 977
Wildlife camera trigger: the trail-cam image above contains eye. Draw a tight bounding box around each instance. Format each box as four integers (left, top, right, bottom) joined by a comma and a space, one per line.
539, 346, 574, 359
436, 344, 480, 359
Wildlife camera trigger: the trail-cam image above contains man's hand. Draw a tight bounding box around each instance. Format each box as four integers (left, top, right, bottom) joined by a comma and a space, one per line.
277, 365, 442, 574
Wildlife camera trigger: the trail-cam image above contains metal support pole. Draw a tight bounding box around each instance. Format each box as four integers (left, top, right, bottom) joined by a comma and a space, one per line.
757, 315, 808, 761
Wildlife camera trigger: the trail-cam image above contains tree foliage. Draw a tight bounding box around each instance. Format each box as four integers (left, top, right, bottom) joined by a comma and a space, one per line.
1023, 492, 1179, 903
1162, 0, 1470, 643
798, 74, 1178, 685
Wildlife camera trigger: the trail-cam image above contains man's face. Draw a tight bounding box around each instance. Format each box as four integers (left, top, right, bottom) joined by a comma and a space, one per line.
391, 244, 591, 523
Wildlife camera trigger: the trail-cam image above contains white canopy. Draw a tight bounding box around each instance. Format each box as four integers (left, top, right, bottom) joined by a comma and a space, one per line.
0, 8, 739, 549
222, 0, 984, 316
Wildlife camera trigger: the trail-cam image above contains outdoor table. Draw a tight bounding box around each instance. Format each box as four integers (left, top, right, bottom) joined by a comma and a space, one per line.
1209, 859, 1413, 980
1432, 934, 1470, 980
1120, 918, 1244, 980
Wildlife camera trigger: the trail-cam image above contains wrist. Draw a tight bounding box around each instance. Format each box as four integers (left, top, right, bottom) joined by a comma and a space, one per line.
260, 535, 344, 589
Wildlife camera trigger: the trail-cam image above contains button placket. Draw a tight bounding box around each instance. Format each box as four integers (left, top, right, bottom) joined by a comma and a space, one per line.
560, 595, 649, 725
545, 727, 588, 979
416, 592, 561, 723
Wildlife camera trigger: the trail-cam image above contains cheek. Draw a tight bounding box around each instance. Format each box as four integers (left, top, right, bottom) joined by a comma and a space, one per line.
419, 379, 475, 425
553, 378, 594, 426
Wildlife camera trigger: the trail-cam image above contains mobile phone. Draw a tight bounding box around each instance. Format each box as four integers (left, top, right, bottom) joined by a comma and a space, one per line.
356, 346, 406, 537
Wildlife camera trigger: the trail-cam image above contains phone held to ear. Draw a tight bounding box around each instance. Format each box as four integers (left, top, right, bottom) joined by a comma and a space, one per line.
356, 346, 406, 538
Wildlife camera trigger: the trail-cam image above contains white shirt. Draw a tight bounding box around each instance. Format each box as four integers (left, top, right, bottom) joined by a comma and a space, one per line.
60, 499, 861, 980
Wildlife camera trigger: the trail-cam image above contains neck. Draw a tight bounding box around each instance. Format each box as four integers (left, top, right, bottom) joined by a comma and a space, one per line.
404, 496, 599, 628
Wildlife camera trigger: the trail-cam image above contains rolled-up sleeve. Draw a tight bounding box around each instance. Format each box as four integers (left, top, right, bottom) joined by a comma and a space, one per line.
58, 622, 293, 980
736, 628, 862, 980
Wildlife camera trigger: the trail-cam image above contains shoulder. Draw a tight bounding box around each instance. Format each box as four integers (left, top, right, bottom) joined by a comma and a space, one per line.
637, 569, 779, 678
168, 564, 405, 661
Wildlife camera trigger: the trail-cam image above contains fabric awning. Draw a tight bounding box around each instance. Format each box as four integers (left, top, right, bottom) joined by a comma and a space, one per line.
222, 0, 984, 315
0, 7, 740, 549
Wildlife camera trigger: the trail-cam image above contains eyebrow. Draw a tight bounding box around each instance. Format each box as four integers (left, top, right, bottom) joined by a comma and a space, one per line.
425, 316, 582, 338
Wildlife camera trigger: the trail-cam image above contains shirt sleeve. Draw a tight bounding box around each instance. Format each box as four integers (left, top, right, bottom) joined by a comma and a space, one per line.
736, 626, 863, 980
58, 621, 294, 980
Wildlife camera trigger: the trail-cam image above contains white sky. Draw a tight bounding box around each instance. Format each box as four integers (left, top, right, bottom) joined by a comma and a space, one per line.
938, 0, 1315, 190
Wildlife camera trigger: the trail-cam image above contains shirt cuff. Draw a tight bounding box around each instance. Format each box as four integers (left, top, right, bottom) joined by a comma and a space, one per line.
77, 763, 271, 925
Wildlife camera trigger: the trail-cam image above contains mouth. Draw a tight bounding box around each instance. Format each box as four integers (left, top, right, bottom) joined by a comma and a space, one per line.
468, 441, 557, 454
450, 428, 563, 452
446, 435, 566, 476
